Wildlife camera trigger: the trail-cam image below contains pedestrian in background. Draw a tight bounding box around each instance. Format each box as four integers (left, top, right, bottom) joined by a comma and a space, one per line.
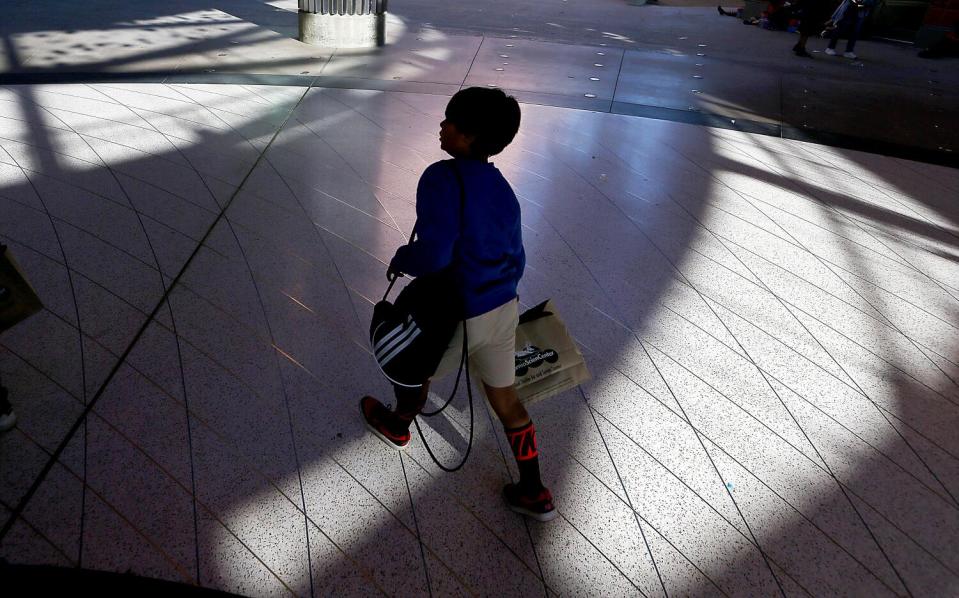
825, 0, 877, 59
793, 0, 830, 57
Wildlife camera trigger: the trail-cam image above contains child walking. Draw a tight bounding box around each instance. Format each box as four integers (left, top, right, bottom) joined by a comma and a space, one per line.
360, 87, 556, 522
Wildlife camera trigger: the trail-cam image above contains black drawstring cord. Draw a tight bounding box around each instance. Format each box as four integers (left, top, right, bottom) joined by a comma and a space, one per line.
413, 319, 474, 472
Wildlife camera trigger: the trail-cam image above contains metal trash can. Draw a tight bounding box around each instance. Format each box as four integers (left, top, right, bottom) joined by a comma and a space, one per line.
298, 0, 387, 48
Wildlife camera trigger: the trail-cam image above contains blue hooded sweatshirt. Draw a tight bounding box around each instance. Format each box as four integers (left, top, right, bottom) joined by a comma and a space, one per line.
389, 159, 525, 319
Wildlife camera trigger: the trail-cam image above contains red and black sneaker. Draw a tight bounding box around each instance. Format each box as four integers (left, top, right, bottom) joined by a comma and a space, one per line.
360, 396, 411, 450
504, 483, 557, 522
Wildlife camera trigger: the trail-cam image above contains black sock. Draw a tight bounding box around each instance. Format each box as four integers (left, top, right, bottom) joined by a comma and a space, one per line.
391, 383, 428, 434
505, 420, 544, 494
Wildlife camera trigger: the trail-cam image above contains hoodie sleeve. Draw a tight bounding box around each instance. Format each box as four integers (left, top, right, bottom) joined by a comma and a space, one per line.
390, 163, 461, 278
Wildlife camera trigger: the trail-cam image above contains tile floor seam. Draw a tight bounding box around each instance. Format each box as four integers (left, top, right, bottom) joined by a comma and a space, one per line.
0, 111, 75, 135
283, 115, 407, 234
659, 298, 959, 501
2, 86, 124, 109
0, 78, 314, 548
0, 200, 224, 295
694, 144, 959, 307
6, 84, 296, 159
571, 152, 920, 541
84, 190, 380, 328
612, 316, 789, 596
582, 301, 959, 565
658, 139, 959, 405
110, 92, 331, 595
556, 432, 732, 597
712, 143, 959, 273
280, 103, 429, 179
565, 308, 959, 482
154, 298, 202, 585
0, 140, 91, 550
399, 455, 436, 598
714, 134, 959, 248
635, 189, 959, 412
553, 510, 650, 598
892, 157, 959, 195
507, 128, 959, 312
591, 402, 912, 595
765, 295, 959, 415
561, 127, 949, 286
166, 83, 287, 112
2, 192, 214, 269
1, 91, 261, 152
94, 82, 271, 116
0, 136, 226, 217
598, 344, 959, 580
642, 335, 957, 517
6, 77, 958, 169
698, 299, 959, 469
748, 136, 959, 243
598, 409, 823, 596
712, 234, 959, 359
579, 387, 668, 598
729, 163, 959, 303
7, 332, 386, 594
8, 427, 197, 583
747, 211, 959, 408
330, 454, 475, 595
401, 450, 548, 589
0, 488, 77, 566
258, 149, 405, 233
153, 82, 298, 150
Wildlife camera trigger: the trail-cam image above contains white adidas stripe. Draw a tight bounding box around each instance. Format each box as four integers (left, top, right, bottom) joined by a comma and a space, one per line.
375, 322, 419, 360
373, 322, 406, 353
380, 326, 422, 366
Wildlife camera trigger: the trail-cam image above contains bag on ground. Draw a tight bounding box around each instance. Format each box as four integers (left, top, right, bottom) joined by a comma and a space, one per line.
0, 244, 43, 333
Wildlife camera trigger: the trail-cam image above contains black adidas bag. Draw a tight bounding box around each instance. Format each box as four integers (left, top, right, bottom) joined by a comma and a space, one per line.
370, 161, 466, 388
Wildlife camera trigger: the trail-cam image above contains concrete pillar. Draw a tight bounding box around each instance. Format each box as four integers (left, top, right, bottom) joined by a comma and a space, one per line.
298, 0, 387, 48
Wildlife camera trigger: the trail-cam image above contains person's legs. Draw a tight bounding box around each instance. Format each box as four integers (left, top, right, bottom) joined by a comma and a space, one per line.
484, 383, 543, 491
845, 11, 866, 53
393, 382, 430, 428
793, 33, 812, 56
485, 382, 555, 521
827, 28, 840, 49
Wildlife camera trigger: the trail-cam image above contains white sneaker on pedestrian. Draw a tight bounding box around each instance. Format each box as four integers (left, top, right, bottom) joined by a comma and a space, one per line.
844, 51, 857, 59
824, 47, 837, 56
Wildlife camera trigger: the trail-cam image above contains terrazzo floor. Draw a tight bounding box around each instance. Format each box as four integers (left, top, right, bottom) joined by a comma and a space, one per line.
0, 81, 957, 596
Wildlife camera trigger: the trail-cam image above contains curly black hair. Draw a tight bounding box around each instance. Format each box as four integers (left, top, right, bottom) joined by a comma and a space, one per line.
444, 87, 521, 157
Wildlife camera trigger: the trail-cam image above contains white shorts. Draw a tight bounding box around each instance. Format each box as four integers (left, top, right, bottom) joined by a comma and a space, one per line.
431, 299, 518, 388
